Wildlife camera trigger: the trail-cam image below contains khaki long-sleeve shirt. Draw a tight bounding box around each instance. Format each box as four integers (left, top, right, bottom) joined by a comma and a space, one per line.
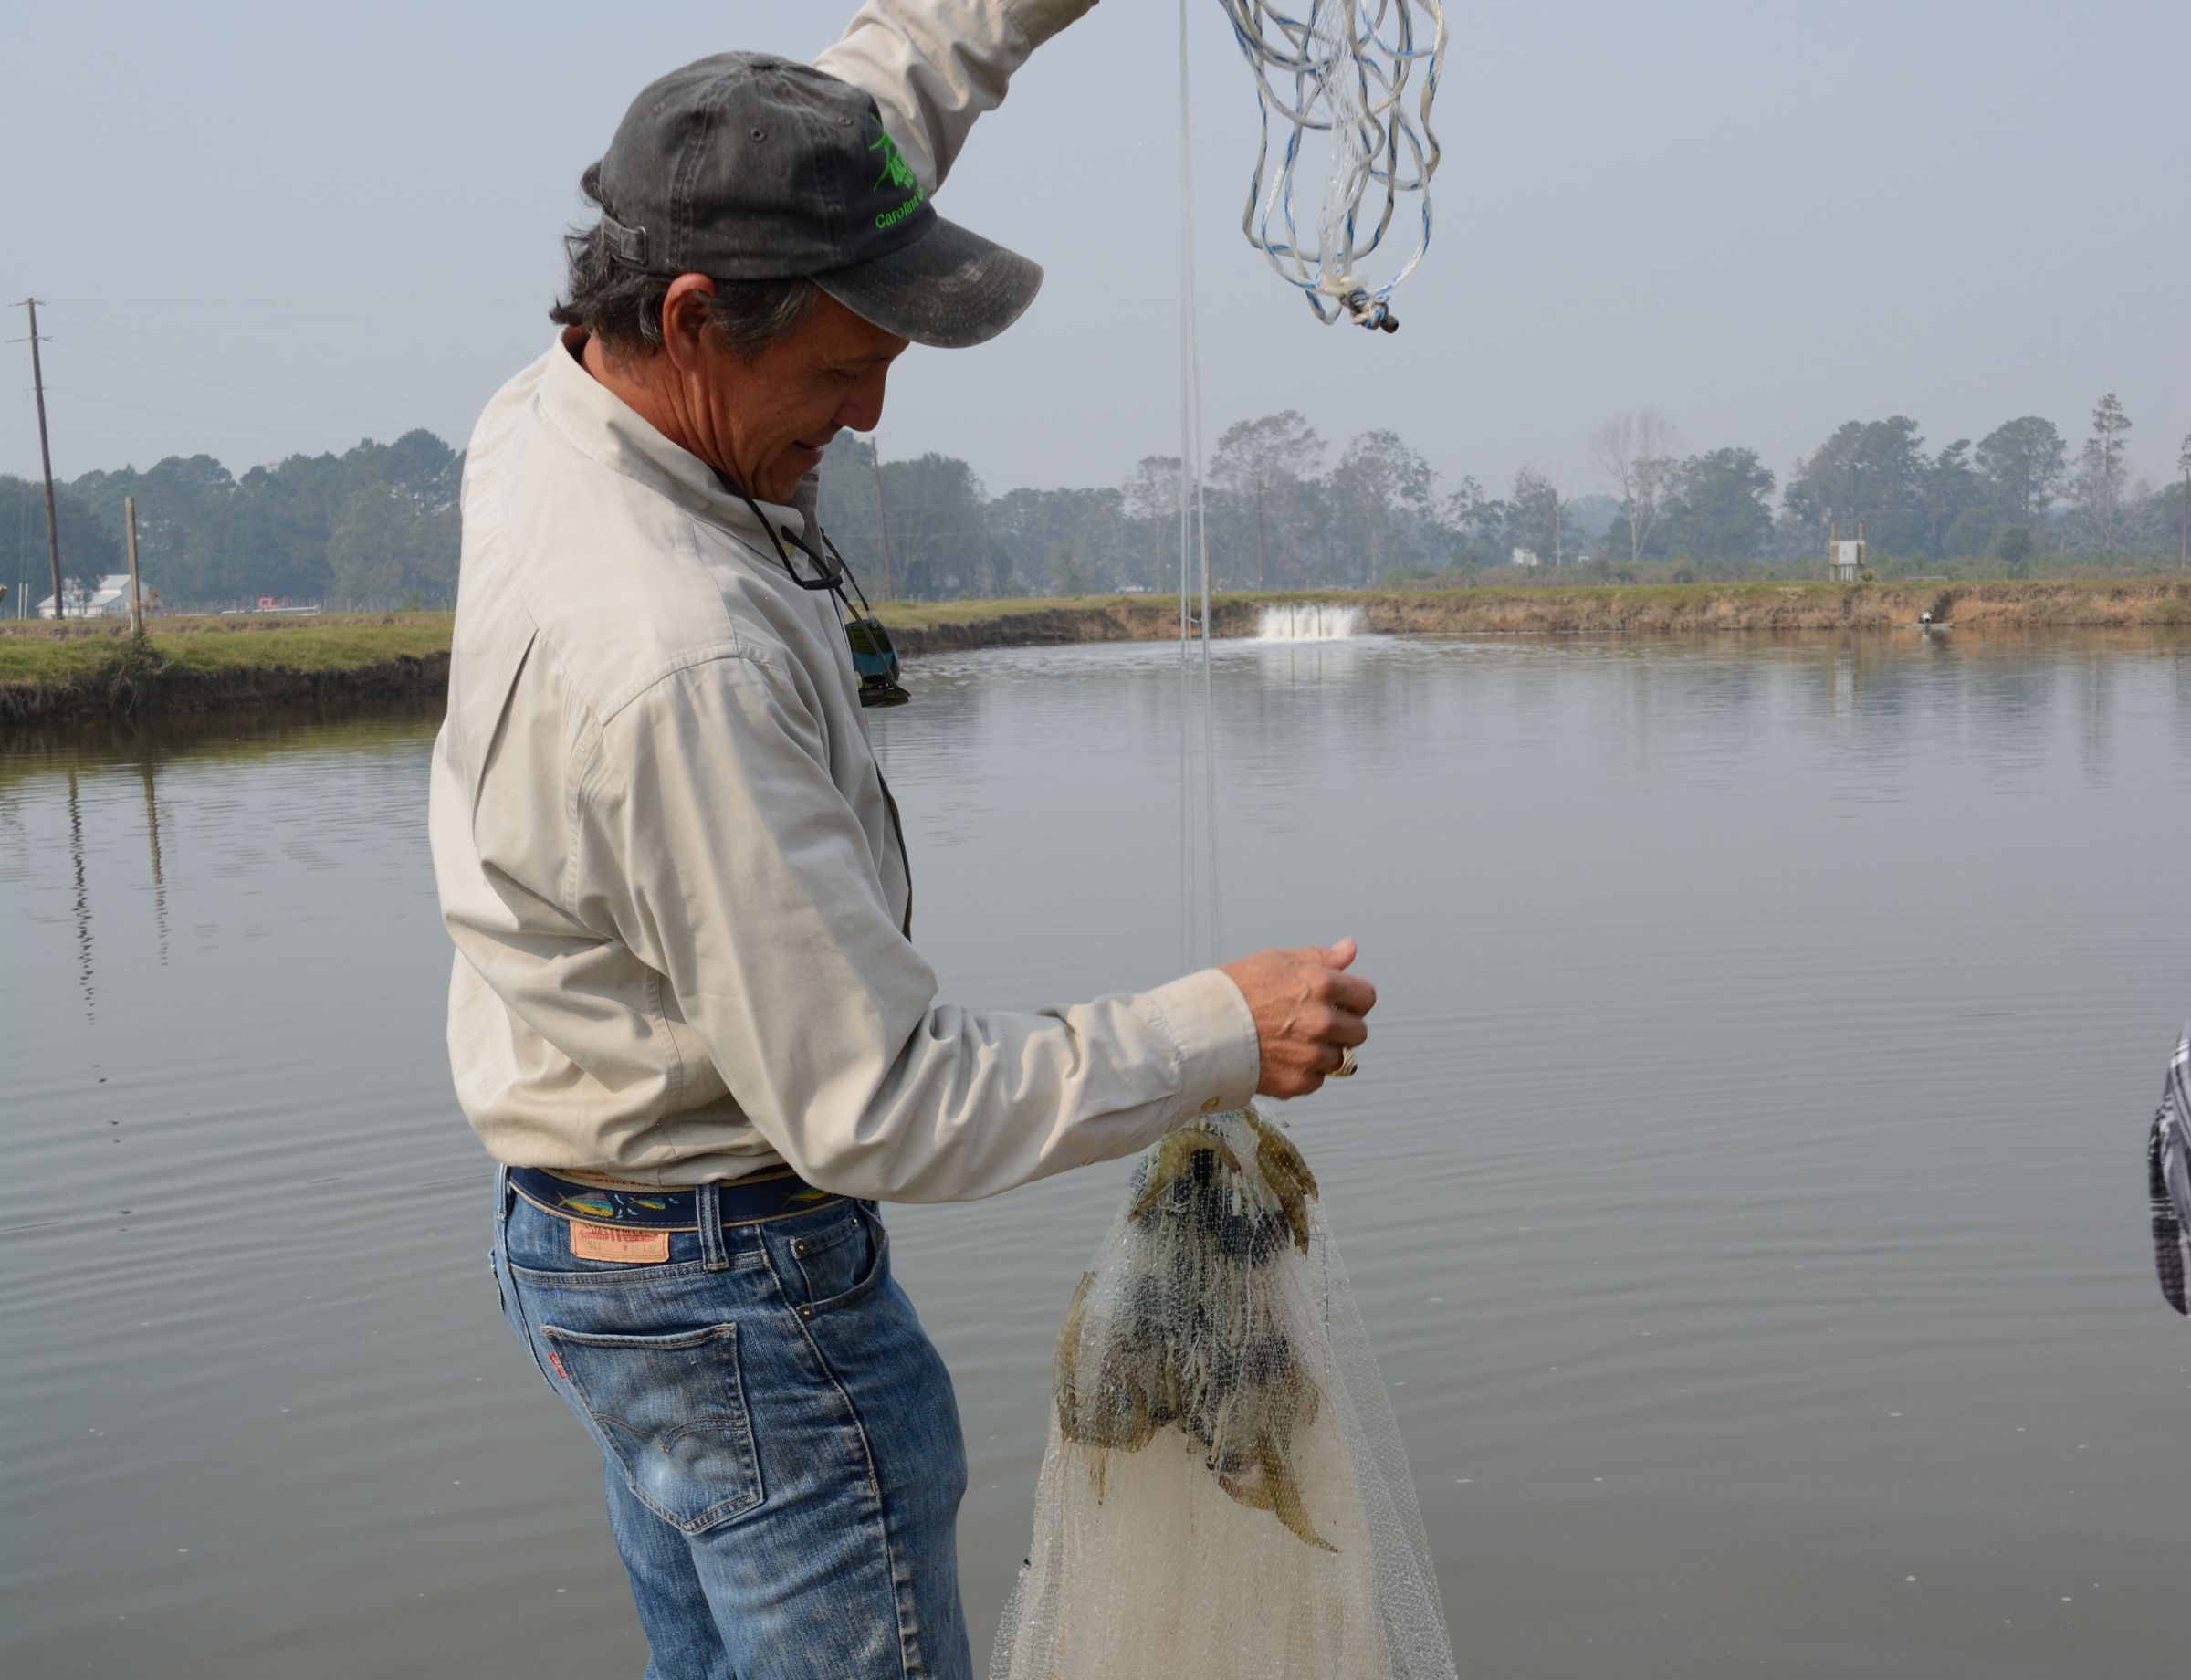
426, 0, 1260, 1202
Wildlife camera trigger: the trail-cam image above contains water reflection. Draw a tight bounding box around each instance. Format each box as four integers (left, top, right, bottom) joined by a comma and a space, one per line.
0, 703, 441, 1004
29, 751, 176, 1016
141, 754, 169, 962
2077, 656, 2116, 789
5, 638, 2191, 1680
66, 767, 91, 1021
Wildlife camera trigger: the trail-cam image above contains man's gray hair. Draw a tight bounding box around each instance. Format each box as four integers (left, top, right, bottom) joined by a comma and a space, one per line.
550, 163, 818, 359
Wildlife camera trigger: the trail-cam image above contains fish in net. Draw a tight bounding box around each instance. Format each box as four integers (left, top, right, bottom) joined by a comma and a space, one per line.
991, 1107, 1457, 1679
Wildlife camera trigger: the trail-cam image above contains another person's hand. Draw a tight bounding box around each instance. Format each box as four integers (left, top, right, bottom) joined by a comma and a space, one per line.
1218, 938, 1377, 1099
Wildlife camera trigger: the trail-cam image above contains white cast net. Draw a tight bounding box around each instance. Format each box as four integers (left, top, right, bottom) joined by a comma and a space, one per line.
991, 1108, 1457, 1679
1214, 0, 1448, 331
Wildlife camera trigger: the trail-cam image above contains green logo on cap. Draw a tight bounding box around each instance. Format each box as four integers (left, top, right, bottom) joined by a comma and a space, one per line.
870, 131, 927, 230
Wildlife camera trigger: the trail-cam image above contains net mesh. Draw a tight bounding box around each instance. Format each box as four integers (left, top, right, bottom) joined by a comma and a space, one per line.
1215, 0, 1448, 331
990, 1108, 1457, 1679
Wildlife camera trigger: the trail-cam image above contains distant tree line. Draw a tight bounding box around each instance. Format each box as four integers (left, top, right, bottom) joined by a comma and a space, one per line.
3, 430, 459, 613
6, 396, 2186, 613
818, 394, 2188, 597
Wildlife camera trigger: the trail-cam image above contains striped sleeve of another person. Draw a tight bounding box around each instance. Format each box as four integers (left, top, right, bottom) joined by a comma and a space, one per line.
2148, 1018, 2191, 1314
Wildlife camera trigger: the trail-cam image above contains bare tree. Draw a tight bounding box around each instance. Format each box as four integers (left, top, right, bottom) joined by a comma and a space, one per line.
1589, 409, 1684, 567
1441, 476, 1504, 568
1210, 411, 1326, 591
1329, 429, 1435, 584
1508, 467, 1562, 569
1122, 454, 1183, 592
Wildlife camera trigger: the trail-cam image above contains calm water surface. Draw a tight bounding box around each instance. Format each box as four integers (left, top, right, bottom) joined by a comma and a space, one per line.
5, 632, 2190, 1678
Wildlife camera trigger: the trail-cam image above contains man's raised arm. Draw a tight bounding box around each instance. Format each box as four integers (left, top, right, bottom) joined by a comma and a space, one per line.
815, 0, 1099, 192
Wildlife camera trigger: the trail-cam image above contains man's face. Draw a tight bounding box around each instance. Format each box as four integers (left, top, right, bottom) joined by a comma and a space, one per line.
694, 289, 909, 503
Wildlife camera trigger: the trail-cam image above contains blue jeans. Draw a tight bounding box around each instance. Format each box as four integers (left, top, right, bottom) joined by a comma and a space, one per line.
490, 1170, 972, 1680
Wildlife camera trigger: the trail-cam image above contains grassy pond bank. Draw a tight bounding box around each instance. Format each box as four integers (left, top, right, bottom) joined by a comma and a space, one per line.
5, 578, 2189, 723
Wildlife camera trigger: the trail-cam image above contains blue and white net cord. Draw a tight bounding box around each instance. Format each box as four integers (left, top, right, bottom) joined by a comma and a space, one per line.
1215, 0, 1447, 331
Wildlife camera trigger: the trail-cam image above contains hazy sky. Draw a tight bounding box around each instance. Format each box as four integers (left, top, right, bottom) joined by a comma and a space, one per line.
4, 0, 2186, 504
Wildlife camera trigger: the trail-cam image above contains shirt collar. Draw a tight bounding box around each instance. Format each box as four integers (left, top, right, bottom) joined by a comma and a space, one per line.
537, 330, 812, 551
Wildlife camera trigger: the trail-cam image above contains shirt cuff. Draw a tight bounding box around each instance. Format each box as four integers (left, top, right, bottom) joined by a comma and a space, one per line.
1148, 968, 1262, 1118
1001, 0, 1100, 50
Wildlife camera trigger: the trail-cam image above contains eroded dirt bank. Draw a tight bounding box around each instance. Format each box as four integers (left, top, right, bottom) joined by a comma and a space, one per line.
880, 580, 2191, 654
0, 647, 448, 726
5, 581, 2186, 724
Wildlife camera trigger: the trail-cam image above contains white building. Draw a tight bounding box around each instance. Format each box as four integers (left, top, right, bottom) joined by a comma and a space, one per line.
36, 574, 147, 620
1829, 524, 1866, 583
1510, 545, 1542, 569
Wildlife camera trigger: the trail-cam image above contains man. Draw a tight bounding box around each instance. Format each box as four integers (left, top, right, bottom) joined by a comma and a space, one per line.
428, 3, 1376, 1675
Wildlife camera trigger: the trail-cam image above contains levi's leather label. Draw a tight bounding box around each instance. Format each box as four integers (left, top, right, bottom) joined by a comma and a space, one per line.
571, 1222, 670, 1264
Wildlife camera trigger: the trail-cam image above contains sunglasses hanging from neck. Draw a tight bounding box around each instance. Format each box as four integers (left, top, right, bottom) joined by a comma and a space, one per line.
729, 486, 911, 709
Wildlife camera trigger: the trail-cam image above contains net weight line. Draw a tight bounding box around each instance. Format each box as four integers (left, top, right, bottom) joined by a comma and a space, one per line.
1169, 0, 1449, 971
1178, 0, 1221, 975
1215, 0, 1447, 331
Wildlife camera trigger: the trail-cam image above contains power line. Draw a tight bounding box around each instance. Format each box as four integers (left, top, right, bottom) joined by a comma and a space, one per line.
45, 335, 469, 429
11, 332, 33, 617
24, 300, 66, 620
44, 296, 542, 332
39, 303, 479, 416
43, 289, 540, 309
38, 387, 351, 447
14, 346, 33, 618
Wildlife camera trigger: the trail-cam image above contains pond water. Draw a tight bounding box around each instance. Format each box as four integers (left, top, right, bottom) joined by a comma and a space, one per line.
5, 630, 2190, 1679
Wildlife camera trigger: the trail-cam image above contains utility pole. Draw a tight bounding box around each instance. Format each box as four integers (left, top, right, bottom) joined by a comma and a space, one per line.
867, 436, 896, 600
124, 495, 144, 638
25, 299, 65, 619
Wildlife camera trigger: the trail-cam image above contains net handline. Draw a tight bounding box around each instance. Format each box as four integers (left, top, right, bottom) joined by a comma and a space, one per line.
982, 15, 1461, 1676
1178, 0, 1221, 971
1216, 0, 1447, 331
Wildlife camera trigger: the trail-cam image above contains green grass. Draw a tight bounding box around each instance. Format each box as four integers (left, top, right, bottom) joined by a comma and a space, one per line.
0, 614, 454, 684
865, 583, 1866, 627
5, 579, 2185, 688
868, 594, 1165, 628
867, 582, 1895, 620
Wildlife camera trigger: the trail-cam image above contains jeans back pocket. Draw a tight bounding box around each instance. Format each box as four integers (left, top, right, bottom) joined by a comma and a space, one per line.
538, 1321, 764, 1534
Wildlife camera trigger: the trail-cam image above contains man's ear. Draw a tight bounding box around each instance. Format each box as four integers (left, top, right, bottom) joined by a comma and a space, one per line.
659, 274, 720, 373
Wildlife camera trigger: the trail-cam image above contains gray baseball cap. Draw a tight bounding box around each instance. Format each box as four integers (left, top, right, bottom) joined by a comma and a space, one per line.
592, 53, 1042, 350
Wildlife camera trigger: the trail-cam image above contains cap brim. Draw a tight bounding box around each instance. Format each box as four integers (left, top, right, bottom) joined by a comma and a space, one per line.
812, 214, 1042, 350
